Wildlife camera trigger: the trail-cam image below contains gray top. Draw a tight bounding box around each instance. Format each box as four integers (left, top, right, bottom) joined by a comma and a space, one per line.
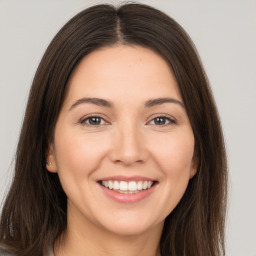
0, 248, 11, 256
0, 248, 54, 256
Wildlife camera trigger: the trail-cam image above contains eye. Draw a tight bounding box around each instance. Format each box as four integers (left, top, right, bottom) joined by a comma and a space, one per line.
81, 116, 108, 126
148, 116, 175, 126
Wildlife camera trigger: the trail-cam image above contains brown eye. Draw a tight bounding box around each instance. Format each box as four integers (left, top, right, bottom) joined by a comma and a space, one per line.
148, 116, 175, 126
81, 116, 107, 126
154, 117, 167, 125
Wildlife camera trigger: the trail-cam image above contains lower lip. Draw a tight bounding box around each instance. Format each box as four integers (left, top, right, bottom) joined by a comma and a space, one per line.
98, 183, 156, 203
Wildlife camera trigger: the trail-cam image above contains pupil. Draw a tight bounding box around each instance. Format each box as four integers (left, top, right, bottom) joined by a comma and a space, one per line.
155, 117, 165, 125
89, 117, 101, 125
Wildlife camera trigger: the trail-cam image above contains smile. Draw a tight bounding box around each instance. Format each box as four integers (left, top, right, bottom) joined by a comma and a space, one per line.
99, 180, 154, 193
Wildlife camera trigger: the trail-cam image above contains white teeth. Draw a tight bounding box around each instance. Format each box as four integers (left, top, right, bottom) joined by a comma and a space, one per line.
143, 181, 148, 190
108, 181, 113, 189
148, 181, 153, 189
137, 181, 143, 190
128, 181, 136, 191
120, 181, 128, 190
113, 181, 119, 190
101, 180, 154, 193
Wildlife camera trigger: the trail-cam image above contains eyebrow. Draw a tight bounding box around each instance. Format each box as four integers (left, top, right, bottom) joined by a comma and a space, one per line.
145, 97, 184, 108
69, 97, 184, 111
69, 97, 113, 111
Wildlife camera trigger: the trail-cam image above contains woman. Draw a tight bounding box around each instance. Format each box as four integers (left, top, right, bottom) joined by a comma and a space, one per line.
0, 3, 227, 256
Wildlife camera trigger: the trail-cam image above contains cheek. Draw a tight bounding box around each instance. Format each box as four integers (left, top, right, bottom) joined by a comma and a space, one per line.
54, 128, 109, 179
153, 133, 195, 212
53, 129, 111, 208
153, 133, 194, 173
149, 130, 195, 198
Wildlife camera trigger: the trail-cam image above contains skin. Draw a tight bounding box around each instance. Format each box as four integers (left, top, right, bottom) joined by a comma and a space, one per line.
47, 45, 197, 256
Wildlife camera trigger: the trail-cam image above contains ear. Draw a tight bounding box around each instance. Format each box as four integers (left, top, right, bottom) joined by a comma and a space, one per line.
189, 153, 199, 179
46, 143, 57, 173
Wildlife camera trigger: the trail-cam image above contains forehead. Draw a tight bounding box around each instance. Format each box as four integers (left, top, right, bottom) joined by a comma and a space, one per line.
64, 45, 182, 106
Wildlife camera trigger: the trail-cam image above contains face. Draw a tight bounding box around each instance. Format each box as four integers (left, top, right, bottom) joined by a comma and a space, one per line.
47, 45, 197, 237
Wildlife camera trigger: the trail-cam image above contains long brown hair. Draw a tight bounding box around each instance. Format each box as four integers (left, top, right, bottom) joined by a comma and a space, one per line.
0, 3, 227, 256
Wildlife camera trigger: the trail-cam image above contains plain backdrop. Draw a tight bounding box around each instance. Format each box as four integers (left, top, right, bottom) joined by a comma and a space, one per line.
0, 0, 255, 255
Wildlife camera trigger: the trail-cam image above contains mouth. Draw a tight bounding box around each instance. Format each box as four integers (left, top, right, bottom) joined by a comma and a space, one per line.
98, 180, 157, 194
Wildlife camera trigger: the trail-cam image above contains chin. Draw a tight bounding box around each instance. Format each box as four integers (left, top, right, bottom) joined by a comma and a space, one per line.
97, 213, 163, 237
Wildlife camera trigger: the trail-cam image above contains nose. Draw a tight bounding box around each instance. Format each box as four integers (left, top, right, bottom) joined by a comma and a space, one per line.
109, 123, 148, 166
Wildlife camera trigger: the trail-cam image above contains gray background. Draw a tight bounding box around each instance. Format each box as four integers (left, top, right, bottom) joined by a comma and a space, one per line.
0, 0, 255, 255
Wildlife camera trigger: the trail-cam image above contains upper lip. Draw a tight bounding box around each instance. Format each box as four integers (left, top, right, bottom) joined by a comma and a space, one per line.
98, 175, 156, 182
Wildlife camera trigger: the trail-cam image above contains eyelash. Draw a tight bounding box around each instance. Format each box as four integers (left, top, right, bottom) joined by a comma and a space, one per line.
147, 115, 176, 126
80, 114, 176, 127
80, 115, 109, 127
